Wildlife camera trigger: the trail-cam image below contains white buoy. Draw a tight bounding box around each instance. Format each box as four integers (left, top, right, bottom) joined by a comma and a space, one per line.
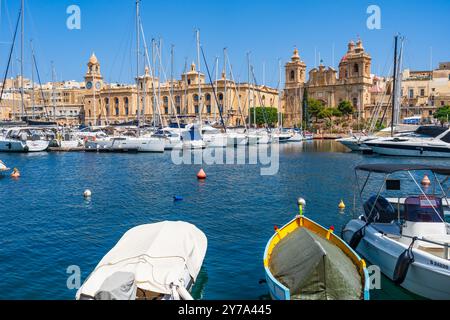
84, 189, 92, 198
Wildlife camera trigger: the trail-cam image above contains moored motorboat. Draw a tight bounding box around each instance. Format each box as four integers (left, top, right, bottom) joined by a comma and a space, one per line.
363, 127, 450, 158
263, 198, 370, 300
342, 164, 450, 299
76, 221, 207, 300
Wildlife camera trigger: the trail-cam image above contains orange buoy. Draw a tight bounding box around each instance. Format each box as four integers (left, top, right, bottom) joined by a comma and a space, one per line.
421, 175, 431, 187
197, 169, 207, 180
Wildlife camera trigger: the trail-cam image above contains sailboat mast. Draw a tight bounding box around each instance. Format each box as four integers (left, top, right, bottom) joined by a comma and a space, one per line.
247, 52, 251, 128
51, 61, 56, 122
196, 30, 202, 126
20, 0, 24, 120
136, 0, 141, 134
391, 35, 398, 137
223, 47, 227, 125
30, 41, 35, 119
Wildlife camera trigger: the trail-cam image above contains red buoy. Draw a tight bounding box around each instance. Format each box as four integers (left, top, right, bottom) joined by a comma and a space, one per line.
197, 169, 207, 180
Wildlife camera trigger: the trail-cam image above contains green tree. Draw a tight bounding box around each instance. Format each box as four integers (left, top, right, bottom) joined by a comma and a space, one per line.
308, 99, 325, 122
249, 107, 279, 127
337, 100, 355, 119
318, 107, 341, 121
434, 105, 450, 125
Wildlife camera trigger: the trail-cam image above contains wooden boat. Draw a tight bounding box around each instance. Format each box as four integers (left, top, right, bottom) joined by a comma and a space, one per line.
263, 199, 370, 300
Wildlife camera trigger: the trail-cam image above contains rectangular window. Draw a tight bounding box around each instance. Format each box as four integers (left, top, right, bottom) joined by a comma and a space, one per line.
194, 106, 199, 114
420, 89, 425, 97
164, 107, 169, 114
409, 89, 414, 99
442, 101, 445, 106
429, 110, 433, 116
206, 105, 211, 114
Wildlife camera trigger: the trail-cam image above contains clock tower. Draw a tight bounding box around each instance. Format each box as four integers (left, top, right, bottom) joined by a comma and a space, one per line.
84, 53, 103, 91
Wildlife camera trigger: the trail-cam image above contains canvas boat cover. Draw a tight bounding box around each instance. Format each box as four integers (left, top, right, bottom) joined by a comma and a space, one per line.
76, 221, 207, 300
269, 227, 362, 300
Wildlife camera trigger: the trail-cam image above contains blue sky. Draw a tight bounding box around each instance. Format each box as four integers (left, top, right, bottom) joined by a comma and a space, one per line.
1, 0, 449, 86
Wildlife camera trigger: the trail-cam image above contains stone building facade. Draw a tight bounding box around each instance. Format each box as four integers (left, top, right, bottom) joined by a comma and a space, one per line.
283, 39, 373, 127
83, 54, 280, 127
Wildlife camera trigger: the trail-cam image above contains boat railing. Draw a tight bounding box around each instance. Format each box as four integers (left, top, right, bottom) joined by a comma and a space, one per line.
375, 227, 450, 260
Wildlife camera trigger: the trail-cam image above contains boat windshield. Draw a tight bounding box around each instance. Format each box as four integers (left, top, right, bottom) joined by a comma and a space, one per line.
440, 132, 450, 143
404, 196, 445, 223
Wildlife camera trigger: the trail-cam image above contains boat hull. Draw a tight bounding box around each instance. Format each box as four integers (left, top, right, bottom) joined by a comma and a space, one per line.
264, 216, 370, 300
342, 219, 450, 300
0, 140, 28, 152
366, 143, 450, 158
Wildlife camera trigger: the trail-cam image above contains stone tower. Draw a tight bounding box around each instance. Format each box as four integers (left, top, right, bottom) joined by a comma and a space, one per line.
84, 53, 103, 91
285, 48, 306, 88
338, 39, 371, 84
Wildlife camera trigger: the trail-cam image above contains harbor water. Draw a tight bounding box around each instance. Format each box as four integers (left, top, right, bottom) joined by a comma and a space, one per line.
1, 141, 447, 300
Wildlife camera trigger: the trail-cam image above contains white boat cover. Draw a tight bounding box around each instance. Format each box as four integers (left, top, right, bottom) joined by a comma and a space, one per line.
76, 221, 207, 299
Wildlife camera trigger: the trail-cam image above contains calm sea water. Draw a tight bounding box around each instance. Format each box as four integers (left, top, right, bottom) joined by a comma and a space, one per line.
0, 141, 448, 300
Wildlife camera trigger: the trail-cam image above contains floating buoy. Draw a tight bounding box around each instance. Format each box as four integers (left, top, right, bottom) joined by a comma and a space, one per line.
84, 189, 92, 198
197, 169, 207, 180
11, 168, 20, 178
421, 174, 431, 187
173, 196, 184, 202
338, 200, 346, 210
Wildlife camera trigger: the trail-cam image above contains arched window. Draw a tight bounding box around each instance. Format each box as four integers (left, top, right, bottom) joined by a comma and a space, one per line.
290, 70, 295, 81
124, 97, 129, 116
205, 94, 211, 102
105, 98, 110, 116
193, 94, 199, 102
115, 98, 119, 116
353, 63, 359, 74
218, 93, 224, 101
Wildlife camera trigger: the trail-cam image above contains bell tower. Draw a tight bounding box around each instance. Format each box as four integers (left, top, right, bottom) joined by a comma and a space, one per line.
84, 53, 103, 91
285, 48, 306, 88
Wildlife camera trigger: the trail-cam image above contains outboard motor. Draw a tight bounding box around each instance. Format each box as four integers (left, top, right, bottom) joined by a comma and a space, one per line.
393, 238, 416, 285
363, 195, 397, 223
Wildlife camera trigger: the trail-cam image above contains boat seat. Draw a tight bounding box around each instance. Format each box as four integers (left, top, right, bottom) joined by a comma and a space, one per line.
418, 235, 450, 259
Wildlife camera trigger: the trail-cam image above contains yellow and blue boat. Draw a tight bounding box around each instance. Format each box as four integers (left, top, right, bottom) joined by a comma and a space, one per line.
263, 198, 370, 300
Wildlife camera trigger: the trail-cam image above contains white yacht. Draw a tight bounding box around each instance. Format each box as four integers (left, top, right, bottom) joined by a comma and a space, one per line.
86, 135, 165, 153
342, 164, 450, 300
364, 127, 450, 157
201, 125, 227, 148
0, 127, 50, 152
152, 128, 183, 150
181, 124, 206, 149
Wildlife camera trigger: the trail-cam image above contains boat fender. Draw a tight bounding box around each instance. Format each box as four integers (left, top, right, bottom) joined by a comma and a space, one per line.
349, 223, 370, 250
393, 237, 416, 286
